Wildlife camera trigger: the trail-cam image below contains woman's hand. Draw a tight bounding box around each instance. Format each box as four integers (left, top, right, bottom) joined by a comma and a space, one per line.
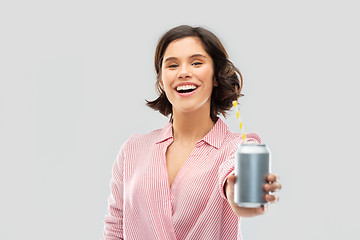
225, 173, 281, 217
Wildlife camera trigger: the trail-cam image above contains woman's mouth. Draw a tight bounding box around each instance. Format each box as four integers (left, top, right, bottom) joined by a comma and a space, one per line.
176, 84, 198, 93
175, 84, 199, 97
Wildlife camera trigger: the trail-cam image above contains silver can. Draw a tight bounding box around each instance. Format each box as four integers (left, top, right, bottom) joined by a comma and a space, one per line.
234, 144, 271, 208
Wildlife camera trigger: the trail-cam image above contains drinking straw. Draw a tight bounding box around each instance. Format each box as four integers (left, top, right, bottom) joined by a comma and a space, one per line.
232, 101, 247, 143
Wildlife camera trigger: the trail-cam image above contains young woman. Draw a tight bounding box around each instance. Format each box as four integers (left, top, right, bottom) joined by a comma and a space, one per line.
102, 25, 281, 240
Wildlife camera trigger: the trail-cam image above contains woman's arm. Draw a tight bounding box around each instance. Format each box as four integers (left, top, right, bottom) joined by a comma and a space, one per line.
102, 146, 126, 240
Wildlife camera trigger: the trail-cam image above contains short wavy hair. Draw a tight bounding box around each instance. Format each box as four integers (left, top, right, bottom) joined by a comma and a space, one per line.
146, 25, 243, 122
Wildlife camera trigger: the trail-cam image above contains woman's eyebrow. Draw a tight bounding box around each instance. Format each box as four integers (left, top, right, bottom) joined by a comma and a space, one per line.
164, 57, 178, 63
164, 54, 207, 63
189, 54, 207, 59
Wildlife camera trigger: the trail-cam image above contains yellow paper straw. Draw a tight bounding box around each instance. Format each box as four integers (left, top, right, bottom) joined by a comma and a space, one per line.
232, 101, 247, 143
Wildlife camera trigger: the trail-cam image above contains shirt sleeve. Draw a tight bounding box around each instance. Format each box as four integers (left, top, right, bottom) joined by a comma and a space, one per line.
102, 141, 127, 240
218, 133, 261, 200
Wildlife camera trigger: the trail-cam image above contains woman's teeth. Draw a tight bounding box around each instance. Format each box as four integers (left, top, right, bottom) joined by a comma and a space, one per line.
176, 85, 197, 92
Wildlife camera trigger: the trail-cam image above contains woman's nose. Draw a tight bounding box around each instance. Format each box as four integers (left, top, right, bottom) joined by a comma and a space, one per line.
177, 65, 192, 79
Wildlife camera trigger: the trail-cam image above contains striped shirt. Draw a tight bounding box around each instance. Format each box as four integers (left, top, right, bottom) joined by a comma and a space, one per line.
102, 118, 260, 240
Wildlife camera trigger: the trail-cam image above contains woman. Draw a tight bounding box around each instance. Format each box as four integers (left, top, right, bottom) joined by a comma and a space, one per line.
102, 25, 281, 240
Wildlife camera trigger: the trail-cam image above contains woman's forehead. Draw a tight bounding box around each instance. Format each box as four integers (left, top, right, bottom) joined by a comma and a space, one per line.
163, 37, 209, 59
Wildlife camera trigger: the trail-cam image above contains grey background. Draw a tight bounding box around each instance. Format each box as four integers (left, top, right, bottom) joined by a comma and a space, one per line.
1, 0, 359, 239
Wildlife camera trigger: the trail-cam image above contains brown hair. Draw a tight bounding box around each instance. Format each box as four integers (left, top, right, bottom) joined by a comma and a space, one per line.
146, 25, 243, 121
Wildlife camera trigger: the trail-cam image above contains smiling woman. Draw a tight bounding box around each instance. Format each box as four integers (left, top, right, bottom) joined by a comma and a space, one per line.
101, 25, 281, 240
147, 25, 243, 122
158, 37, 215, 118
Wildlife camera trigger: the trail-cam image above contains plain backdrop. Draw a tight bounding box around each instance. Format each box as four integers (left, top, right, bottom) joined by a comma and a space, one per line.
1, 0, 359, 239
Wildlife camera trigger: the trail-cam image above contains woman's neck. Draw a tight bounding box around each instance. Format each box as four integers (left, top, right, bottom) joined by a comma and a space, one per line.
171, 108, 215, 146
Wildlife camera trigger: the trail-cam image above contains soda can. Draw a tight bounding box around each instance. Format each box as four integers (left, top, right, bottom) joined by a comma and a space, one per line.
234, 144, 271, 208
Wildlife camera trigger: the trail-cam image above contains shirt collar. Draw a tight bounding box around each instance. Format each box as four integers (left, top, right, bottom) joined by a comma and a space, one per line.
156, 121, 173, 144
156, 118, 228, 149
202, 118, 228, 149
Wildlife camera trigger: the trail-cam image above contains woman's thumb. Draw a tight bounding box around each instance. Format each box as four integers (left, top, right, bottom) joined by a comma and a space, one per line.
227, 174, 236, 186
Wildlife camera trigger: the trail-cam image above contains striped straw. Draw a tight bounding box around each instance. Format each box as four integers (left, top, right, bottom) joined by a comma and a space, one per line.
232, 100, 247, 143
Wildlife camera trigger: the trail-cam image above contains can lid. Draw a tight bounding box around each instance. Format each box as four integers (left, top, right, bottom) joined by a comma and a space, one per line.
238, 144, 270, 154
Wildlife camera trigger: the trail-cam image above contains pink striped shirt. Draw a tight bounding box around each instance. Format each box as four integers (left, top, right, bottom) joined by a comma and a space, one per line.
102, 118, 260, 240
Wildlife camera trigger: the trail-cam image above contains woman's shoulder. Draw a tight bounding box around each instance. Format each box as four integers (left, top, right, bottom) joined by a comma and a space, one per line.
219, 130, 262, 158
224, 129, 262, 146
122, 123, 170, 149
213, 118, 262, 149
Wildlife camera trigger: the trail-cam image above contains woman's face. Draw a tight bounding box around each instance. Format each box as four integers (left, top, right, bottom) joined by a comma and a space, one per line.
160, 36, 215, 116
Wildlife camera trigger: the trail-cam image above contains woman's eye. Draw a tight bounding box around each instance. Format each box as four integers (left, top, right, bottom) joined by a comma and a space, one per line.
168, 64, 178, 68
192, 62, 202, 66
